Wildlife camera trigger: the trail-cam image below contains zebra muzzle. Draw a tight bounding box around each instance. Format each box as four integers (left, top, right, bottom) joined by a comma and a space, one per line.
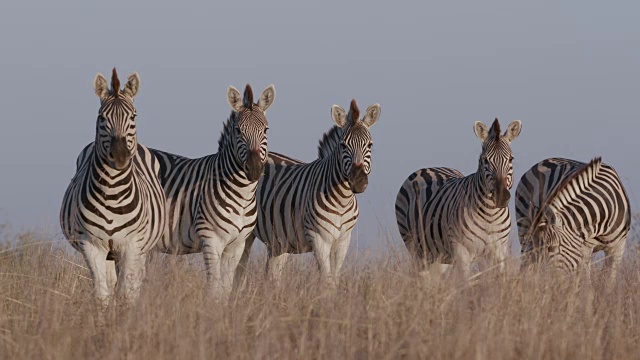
107, 137, 131, 170
244, 150, 264, 182
493, 180, 511, 208
349, 164, 368, 194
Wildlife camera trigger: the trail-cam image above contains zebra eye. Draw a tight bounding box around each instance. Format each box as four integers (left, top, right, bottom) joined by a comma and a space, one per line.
510, 156, 514, 161
265, 127, 269, 133
367, 142, 373, 148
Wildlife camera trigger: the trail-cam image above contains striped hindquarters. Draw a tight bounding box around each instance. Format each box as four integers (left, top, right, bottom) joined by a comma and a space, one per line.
395, 167, 464, 261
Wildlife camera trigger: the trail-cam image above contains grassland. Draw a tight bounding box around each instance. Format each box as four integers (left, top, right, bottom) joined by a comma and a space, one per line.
1, 228, 639, 359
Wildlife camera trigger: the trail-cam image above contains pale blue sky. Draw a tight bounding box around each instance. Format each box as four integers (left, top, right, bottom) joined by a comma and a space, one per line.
1, 1, 639, 253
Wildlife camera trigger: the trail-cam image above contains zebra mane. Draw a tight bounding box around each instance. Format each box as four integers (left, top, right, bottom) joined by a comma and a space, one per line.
217, 112, 237, 150
489, 118, 501, 141
317, 125, 345, 159
528, 157, 603, 233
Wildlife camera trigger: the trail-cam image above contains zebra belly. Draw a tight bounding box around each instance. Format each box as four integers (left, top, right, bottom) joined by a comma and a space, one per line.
255, 213, 312, 255
158, 201, 257, 254
422, 207, 509, 263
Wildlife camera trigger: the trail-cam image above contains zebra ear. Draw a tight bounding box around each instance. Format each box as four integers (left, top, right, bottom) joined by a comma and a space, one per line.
331, 105, 347, 128
123, 72, 140, 99
503, 120, 522, 142
258, 84, 276, 112
362, 104, 381, 127
474, 121, 489, 141
542, 206, 561, 227
227, 86, 243, 111
93, 73, 109, 99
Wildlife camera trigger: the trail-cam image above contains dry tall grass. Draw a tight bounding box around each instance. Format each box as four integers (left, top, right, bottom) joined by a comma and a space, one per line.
1, 229, 640, 359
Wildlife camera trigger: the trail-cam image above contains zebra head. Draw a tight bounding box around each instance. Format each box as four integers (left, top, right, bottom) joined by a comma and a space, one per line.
93, 68, 140, 170
524, 204, 563, 265
331, 100, 381, 194
226, 84, 275, 182
525, 157, 603, 271
473, 119, 522, 208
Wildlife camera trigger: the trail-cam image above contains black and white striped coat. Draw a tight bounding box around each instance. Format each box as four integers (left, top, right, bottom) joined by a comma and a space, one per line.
60, 69, 166, 309
235, 100, 381, 287
395, 119, 522, 279
515, 157, 630, 282
149, 84, 274, 298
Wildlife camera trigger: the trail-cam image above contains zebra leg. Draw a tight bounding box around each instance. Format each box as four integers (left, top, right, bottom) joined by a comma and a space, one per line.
233, 234, 256, 292
330, 233, 351, 286
575, 246, 594, 290
201, 237, 226, 300
411, 248, 430, 275
80, 244, 114, 312
115, 247, 147, 307
219, 239, 246, 299
603, 242, 625, 290
309, 234, 334, 286
106, 259, 118, 301
419, 262, 451, 283
266, 252, 290, 286
490, 239, 509, 274
452, 243, 472, 282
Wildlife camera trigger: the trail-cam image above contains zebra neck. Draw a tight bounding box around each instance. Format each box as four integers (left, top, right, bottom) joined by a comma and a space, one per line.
470, 172, 499, 210
323, 152, 354, 198
215, 145, 248, 181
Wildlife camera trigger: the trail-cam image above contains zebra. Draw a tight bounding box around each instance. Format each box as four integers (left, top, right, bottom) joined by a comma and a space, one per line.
148, 84, 275, 299
60, 68, 167, 310
395, 119, 522, 280
234, 100, 381, 288
515, 157, 630, 283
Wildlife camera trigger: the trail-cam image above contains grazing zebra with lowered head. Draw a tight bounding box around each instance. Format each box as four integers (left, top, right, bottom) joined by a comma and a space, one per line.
149, 84, 275, 299
60, 69, 166, 310
234, 100, 381, 288
395, 119, 522, 280
515, 157, 630, 283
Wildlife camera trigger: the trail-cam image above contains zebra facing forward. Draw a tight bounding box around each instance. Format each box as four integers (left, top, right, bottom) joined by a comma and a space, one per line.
149, 84, 275, 298
516, 157, 630, 283
395, 119, 522, 279
60, 69, 166, 310
235, 100, 381, 288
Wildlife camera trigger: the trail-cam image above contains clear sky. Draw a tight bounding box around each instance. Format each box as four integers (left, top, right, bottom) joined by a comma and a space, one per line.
0, 1, 639, 254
